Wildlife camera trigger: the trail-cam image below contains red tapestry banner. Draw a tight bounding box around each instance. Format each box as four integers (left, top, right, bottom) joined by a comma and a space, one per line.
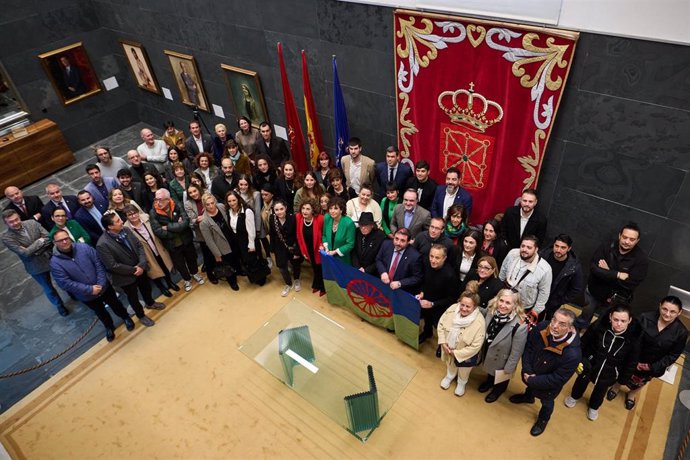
394, 10, 579, 223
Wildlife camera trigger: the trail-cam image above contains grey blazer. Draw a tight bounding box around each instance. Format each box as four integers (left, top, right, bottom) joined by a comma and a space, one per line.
199, 203, 232, 258
96, 228, 148, 287
184, 198, 205, 242
389, 204, 431, 239
480, 310, 529, 375
1, 220, 52, 275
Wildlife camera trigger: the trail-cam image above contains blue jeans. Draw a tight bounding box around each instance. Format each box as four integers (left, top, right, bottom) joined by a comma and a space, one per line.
32, 271, 64, 308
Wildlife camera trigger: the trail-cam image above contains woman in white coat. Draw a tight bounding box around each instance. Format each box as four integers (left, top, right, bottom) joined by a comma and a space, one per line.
437, 291, 486, 396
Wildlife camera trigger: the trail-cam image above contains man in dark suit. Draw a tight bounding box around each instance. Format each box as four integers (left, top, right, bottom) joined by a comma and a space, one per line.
351, 212, 386, 275
59, 55, 85, 98
96, 212, 162, 326
430, 167, 473, 219
256, 122, 291, 167
41, 183, 81, 230
126, 150, 159, 184
375, 228, 423, 295
4, 186, 45, 226
116, 169, 143, 204
390, 189, 431, 241
374, 146, 412, 198
405, 160, 438, 212
75, 191, 106, 243
185, 120, 213, 160
501, 188, 547, 250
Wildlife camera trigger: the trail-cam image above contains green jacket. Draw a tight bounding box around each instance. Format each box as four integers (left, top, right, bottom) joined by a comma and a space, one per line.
49, 219, 92, 245
322, 214, 356, 266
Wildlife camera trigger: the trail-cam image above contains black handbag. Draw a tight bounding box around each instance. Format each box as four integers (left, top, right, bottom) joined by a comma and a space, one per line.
212, 263, 236, 280
454, 353, 480, 368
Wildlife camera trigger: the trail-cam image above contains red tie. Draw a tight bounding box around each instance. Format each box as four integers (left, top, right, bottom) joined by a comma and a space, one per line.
388, 251, 401, 279
20, 203, 27, 215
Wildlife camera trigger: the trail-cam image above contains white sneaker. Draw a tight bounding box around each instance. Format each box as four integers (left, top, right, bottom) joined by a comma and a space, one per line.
564, 396, 577, 408
587, 408, 599, 421
184, 281, 192, 292
454, 378, 467, 397
193, 273, 205, 285
281, 285, 291, 297
293, 279, 301, 292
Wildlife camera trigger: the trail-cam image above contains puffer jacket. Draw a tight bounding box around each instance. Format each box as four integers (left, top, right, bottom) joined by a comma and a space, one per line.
50, 243, 108, 301
581, 314, 640, 386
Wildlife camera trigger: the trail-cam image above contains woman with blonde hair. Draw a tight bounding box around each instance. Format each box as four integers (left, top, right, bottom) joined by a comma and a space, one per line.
437, 291, 486, 396
475, 288, 528, 403
108, 187, 143, 221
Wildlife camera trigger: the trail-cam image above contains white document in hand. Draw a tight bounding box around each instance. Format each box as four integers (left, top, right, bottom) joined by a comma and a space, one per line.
494, 369, 513, 384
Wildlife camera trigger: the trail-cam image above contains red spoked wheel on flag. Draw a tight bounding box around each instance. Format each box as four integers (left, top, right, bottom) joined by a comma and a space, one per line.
346, 280, 393, 318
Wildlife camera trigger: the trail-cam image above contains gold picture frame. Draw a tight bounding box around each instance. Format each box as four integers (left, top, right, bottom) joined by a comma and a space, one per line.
38, 42, 102, 106
119, 40, 161, 95
164, 50, 209, 112
221, 64, 269, 128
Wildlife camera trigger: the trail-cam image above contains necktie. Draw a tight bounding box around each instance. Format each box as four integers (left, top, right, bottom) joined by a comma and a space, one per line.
389, 167, 394, 182
20, 203, 27, 215
388, 251, 401, 279
61, 203, 72, 219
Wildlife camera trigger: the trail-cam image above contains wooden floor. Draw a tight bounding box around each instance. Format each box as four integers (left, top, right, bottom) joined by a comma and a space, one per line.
0, 274, 678, 459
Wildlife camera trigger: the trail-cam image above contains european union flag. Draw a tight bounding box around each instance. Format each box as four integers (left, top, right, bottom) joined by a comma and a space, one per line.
333, 56, 349, 168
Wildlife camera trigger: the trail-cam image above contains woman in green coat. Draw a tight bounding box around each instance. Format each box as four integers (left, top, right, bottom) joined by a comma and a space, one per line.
379, 182, 401, 236
321, 196, 356, 265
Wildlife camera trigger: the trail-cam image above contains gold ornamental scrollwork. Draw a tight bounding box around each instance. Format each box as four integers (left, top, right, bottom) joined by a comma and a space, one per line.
518, 129, 546, 189
512, 33, 570, 91
396, 17, 438, 68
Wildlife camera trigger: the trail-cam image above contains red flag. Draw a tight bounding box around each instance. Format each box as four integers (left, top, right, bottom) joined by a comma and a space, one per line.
301, 50, 324, 168
277, 43, 307, 172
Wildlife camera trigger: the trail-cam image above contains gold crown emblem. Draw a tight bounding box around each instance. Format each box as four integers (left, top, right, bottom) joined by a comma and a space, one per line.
437, 83, 504, 132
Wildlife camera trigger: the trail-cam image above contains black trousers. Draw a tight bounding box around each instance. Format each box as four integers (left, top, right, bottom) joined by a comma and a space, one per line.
169, 242, 199, 280
278, 256, 303, 285
482, 373, 510, 395
311, 262, 324, 291
119, 276, 153, 316
570, 373, 609, 410
83, 285, 130, 330
421, 304, 445, 337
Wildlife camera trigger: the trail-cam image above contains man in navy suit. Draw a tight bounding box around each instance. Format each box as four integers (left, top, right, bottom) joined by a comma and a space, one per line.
84, 164, 119, 211
4, 186, 45, 225
430, 166, 473, 220
41, 183, 81, 230
184, 120, 213, 160
375, 228, 423, 295
75, 191, 106, 243
375, 146, 412, 198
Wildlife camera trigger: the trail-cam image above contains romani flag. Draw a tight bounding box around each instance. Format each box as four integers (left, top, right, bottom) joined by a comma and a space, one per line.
301, 50, 324, 169
277, 42, 307, 172
321, 252, 421, 350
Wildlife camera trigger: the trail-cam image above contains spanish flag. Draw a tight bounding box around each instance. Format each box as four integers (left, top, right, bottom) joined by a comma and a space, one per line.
301, 50, 324, 168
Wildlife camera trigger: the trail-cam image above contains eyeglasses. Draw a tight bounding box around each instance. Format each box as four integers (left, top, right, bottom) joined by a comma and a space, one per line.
477, 265, 493, 270
54, 237, 71, 243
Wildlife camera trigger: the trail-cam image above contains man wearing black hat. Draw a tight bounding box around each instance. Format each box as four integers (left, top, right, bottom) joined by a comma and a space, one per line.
352, 211, 386, 275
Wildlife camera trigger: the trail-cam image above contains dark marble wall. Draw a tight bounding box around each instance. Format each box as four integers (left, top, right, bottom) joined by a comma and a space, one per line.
3, 0, 688, 311
0, 0, 139, 150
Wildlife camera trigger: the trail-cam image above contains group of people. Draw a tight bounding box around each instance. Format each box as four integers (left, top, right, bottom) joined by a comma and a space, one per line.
2, 123, 686, 437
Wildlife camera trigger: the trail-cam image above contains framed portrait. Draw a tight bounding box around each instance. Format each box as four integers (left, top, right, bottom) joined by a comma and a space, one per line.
221, 64, 269, 128
38, 42, 102, 106
164, 50, 209, 112
119, 40, 160, 95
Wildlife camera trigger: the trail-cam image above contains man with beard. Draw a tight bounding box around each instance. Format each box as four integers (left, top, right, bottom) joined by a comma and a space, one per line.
375, 228, 423, 295
539, 234, 584, 321
499, 235, 552, 324
116, 169, 143, 204
211, 157, 240, 203
501, 188, 547, 250
430, 167, 473, 219
405, 160, 437, 211
576, 222, 649, 329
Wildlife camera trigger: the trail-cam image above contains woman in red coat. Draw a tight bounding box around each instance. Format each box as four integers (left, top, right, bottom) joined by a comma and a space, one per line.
296, 197, 325, 296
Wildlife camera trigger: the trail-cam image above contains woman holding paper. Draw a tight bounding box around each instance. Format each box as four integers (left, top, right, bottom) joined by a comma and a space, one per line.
475, 288, 529, 403
437, 291, 486, 397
